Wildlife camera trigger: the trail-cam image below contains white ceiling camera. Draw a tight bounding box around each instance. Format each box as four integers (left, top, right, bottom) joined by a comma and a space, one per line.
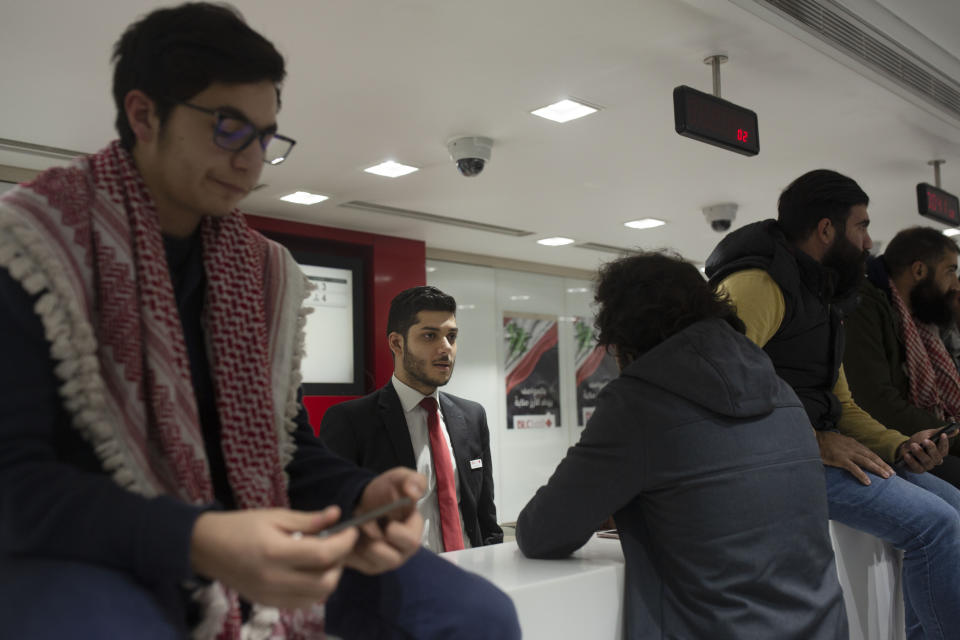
447, 136, 493, 177
702, 203, 738, 232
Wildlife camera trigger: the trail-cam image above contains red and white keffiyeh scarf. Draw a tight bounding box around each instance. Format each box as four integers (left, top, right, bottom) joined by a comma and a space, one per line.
888, 278, 960, 421
0, 141, 321, 639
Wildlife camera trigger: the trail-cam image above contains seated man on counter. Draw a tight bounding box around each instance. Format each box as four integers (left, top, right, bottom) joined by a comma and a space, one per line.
0, 4, 519, 638
517, 251, 848, 639
843, 226, 960, 486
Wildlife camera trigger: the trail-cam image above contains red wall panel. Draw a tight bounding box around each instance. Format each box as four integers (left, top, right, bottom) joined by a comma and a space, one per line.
247, 214, 425, 432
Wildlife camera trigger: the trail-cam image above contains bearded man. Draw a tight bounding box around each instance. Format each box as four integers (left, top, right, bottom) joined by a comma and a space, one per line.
705, 169, 960, 640
844, 226, 960, 487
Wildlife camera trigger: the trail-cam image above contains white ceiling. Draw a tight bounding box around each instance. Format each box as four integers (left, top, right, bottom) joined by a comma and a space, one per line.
1, 0, 959, 271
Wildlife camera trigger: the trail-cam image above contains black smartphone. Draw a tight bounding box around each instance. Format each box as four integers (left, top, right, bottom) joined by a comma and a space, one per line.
931, 422, 960, 443
896, 423, 960, 465
316, 496, 413, 538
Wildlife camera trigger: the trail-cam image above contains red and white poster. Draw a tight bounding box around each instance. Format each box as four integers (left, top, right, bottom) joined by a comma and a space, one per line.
503, 313, 561, 429
573, 317, 619, 426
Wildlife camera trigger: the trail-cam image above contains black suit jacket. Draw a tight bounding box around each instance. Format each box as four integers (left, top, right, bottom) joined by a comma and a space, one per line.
319, 382, 503, 547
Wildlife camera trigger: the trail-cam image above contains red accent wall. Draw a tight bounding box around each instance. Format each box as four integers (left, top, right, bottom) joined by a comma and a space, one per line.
247, 214, 425, 431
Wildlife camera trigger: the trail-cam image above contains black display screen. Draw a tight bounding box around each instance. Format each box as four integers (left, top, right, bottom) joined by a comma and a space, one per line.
917, 182, 960, 227
673, 85, 759, 156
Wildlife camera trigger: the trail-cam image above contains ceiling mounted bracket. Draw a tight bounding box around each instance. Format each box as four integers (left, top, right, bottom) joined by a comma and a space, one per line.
703, 54, 729, 98
929, 159, 946, 188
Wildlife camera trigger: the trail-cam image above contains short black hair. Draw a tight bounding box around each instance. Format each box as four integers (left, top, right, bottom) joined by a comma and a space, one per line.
387, 286, 457, 339
594, 251, 745, 365
112, 2, 285, 150
777, 169, 869, 244
883, 226, 959, 277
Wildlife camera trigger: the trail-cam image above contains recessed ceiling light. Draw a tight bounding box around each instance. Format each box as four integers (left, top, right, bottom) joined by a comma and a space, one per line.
364, 161, 419, 178
566, 287, 589, 293
426, 266, 437, 273
510, 295, 531, 301
280, 191, 329, 205
944, 228, 960, 237
457, 303, 476, 310
530, 99, 598, 123
537, 237, 575, 246
624, 218, 666, 230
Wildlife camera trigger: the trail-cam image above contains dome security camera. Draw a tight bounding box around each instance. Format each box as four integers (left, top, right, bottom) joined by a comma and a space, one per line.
447, 136, 493, 177
702, 203, 738, 233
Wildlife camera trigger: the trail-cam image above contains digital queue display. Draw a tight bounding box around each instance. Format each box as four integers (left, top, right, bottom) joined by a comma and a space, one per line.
917, 182, 960, 227
673, 85, 759, 157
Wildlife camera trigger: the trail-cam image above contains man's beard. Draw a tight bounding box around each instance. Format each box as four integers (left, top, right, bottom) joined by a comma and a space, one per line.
822, 234, 868, 298
911, 275, 954, 326
402, 348, 454, 390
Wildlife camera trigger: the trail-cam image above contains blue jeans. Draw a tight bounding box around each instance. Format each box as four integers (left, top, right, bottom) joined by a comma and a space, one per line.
825, 466, 960, 640
0, 548, 520, 639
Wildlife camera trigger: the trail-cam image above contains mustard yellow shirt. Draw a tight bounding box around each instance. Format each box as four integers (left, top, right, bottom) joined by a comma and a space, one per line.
718, 268, 908, 462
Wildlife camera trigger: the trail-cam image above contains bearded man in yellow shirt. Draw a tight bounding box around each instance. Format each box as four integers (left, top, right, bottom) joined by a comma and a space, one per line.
706, 169, 960, 640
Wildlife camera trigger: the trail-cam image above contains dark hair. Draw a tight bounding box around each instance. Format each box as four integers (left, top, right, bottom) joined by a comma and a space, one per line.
112, 2, 285, 150
387, 286, 457, 339
777, 169, 869, 243
883, 226, 959, 277
594, 251, 745, 365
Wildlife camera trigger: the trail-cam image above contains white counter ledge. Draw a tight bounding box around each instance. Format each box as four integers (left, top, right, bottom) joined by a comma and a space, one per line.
442, 537, 626, 640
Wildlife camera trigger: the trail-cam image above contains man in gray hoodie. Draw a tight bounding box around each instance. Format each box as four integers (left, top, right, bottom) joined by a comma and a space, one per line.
517, 251, 847, 639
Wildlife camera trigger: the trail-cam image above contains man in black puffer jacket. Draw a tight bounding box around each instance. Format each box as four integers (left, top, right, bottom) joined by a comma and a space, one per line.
707, 169, 960, 640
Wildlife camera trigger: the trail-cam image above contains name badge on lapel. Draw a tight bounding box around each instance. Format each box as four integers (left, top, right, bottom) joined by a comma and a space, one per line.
469, 458, 483, 470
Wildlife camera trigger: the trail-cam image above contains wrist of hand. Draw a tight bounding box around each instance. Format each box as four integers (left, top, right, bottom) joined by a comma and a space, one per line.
189, 512, 221, 579
895, 440, 910, 461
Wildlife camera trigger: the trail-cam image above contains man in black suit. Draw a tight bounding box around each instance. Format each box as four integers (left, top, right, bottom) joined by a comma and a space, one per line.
321, 286, 503, 552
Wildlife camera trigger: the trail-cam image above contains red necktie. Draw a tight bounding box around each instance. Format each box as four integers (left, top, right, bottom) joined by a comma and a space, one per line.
419, 397, 465, 552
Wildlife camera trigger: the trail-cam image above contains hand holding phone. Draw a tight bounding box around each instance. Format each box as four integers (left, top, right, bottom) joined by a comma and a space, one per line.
895, 423, 959, 466
316, 496, 413, 538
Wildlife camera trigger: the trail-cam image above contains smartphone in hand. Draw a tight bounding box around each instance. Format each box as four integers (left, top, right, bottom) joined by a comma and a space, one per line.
895, 423, 960, 465
316, 496, 413, 538
931, 422, 960, 443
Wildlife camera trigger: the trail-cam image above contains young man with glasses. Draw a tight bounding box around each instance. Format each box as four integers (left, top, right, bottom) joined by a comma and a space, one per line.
0, 4, 519, 639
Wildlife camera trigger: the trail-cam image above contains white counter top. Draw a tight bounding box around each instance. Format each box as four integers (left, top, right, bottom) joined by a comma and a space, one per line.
443, 537, 626, 640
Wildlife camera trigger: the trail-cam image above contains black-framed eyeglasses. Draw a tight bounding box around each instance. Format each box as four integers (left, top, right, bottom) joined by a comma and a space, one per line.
179, 101, 297, 165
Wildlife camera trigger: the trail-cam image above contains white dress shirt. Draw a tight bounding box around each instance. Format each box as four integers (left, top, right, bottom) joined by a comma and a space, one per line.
392, 375, 471, 552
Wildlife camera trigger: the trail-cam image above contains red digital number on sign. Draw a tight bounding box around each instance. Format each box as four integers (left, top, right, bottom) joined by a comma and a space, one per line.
917, 183, 960, 226
929, 192, 957, 219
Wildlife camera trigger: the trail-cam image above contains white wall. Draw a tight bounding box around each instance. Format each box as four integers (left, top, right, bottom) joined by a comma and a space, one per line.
427, 259, 597, 522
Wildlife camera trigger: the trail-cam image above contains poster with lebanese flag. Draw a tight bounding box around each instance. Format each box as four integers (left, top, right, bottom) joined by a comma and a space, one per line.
573, 317, 619, 426
503, 313, 561, 429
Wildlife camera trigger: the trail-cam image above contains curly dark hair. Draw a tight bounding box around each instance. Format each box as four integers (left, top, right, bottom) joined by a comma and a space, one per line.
594, 251, 745, 365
